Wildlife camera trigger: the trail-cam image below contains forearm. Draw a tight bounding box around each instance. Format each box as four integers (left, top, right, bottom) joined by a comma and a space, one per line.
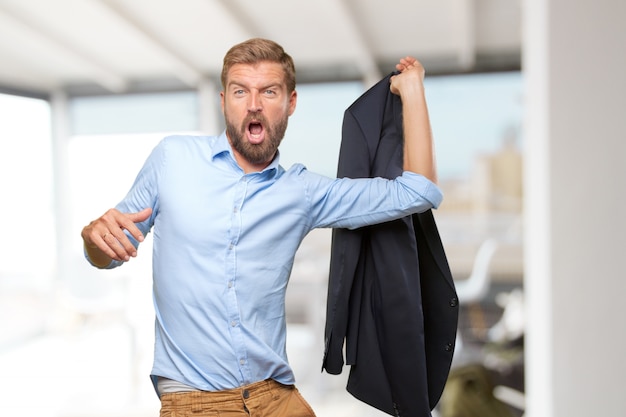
401, 82, 437, 183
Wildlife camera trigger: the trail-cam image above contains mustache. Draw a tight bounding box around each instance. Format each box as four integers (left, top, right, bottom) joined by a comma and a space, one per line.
243, 112, 267, 127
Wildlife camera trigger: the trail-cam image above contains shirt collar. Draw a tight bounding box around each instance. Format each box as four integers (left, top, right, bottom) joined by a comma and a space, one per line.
211, 131, 233, 159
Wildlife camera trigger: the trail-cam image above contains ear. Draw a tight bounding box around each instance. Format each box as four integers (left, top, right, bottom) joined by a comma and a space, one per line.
288, 90, 297, 116
220, 91, 225, 113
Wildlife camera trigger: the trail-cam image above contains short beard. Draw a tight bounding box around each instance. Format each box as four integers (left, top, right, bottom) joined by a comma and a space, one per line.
225, 111, 289, 165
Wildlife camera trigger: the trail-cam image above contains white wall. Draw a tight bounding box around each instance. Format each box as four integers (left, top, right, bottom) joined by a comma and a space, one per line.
524, 1, 626, 416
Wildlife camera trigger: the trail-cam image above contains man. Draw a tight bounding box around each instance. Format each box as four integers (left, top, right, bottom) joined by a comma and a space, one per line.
81, 38, 441, 417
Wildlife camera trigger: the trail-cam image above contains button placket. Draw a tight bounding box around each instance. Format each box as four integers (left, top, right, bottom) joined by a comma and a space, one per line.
225, 176, 251, 384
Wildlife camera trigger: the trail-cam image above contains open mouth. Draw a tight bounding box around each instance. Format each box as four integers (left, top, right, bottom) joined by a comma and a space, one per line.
247, 120, 265, 144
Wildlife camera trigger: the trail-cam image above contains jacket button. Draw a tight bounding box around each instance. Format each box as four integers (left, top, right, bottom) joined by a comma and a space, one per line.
445, 343, 454, 352
449, 297, 458, 307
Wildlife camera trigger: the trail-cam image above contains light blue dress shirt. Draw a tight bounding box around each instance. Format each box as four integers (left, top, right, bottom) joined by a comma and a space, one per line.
90, 132, 442, 394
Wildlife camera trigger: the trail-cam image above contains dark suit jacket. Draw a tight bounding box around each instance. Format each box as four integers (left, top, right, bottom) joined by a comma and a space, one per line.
322, 73, 459, 417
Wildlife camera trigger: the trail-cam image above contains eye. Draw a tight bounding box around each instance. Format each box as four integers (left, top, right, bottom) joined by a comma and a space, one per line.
264, 89, 277, 95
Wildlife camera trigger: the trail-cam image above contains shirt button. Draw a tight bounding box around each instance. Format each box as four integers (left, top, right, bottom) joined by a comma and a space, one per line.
231, 321, 237, 327
239, 359, 245, 365
228, 281, 233, 288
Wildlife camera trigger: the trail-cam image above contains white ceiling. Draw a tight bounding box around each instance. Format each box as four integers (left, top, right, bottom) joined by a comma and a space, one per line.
0, 0, 522, 97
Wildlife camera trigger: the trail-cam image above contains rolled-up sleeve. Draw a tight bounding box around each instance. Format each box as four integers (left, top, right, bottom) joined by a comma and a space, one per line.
302, 167, 443, 230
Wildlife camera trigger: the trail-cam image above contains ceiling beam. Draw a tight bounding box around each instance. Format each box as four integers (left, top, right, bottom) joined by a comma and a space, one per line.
0, 3, 127, 93
213, 0, 259, 38
0, 83, 49, 100
458, 0, 477, 70
96, 0, 205, 88
338, 0, 382, 88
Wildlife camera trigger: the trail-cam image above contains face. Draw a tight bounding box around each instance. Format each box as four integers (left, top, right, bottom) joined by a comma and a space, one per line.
221, 61, 297, 171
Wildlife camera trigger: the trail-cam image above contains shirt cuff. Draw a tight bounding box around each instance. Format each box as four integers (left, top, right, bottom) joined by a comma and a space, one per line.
400, 171, 443, 209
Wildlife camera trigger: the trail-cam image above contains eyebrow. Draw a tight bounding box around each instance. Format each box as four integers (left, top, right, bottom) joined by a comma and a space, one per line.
227, 80, 284, 91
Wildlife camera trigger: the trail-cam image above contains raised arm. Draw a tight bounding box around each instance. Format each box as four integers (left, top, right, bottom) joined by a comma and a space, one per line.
390, 57, 438, 184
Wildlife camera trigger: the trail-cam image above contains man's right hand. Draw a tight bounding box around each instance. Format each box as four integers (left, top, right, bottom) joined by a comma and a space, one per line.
81, 207, 152, 267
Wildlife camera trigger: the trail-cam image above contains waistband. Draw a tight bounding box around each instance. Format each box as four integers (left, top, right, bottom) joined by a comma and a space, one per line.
159, 379, 290, 408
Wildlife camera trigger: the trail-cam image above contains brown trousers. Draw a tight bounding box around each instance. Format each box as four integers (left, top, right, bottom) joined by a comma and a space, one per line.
159, 379, 316, 417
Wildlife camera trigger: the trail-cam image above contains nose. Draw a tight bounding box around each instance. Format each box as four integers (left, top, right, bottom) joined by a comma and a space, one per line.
248, 91, 262, 113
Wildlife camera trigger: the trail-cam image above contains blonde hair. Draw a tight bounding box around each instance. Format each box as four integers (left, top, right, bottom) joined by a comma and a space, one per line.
221, 38, 296, 92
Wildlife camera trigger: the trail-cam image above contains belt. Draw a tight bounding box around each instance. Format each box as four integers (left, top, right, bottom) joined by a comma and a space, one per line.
160, 379, 287, 409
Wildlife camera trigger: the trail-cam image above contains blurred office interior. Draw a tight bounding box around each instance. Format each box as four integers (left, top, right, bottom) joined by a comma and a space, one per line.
0, 1, 624, 416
